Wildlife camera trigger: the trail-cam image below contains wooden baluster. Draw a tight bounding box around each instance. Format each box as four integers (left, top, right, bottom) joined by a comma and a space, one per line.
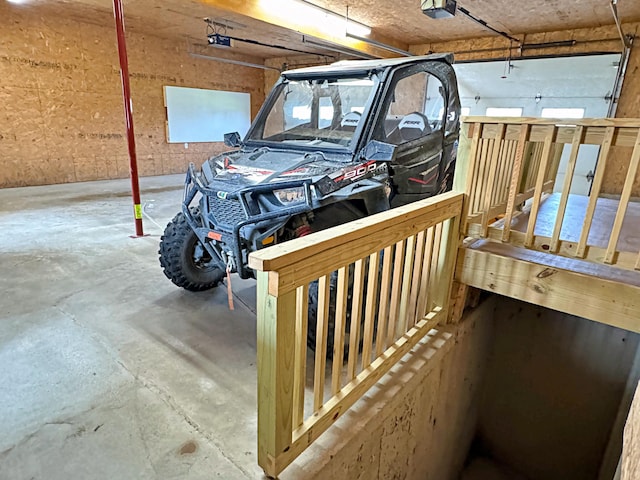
502, 124, 531, 242
347, 259, 365, 381
313, 274, 330, 411
375, 245, 394, 357
331, 266, 349, 395
502, 139, 518, 203
494, 139, 510, 207
604, 129, 640, 264
293, 284, 308, 427
407, 230, 426, 327
386, 240, 405, 346
475, 138, 491, 215
525, 125, 558, 248
576, 126, 615, 258
482, 123, 507, 236
550, 126, 584, 253
361, 251, 380, 369
416, 227, 435, 322
427, 222, 444, 313
397, 235, 416, 337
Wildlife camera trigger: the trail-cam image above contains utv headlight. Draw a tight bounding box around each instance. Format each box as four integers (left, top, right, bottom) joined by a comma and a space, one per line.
274, 186, 306, 205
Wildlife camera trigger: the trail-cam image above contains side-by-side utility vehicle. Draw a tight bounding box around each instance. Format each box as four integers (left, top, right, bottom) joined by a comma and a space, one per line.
159, 54, 461, 348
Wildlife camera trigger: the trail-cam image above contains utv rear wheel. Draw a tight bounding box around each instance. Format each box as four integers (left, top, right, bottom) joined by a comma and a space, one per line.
159, 209, 225, 291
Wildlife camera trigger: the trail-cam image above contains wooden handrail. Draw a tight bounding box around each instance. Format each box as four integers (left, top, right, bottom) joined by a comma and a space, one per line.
459, 116, 640, 273
249, 191, 463, 295
250, 192, 463, 478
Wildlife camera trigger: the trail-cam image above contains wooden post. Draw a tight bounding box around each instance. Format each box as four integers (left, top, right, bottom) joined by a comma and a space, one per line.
257, 271, 296, 478
434, 213, 462, 323
454, 122, 482, 233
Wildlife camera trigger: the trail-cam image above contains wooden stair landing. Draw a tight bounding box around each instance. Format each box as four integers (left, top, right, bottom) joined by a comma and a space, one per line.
457, 239, 640, 333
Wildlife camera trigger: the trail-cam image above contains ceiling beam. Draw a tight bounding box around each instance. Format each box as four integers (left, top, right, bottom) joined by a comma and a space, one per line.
198, 0, 408, 59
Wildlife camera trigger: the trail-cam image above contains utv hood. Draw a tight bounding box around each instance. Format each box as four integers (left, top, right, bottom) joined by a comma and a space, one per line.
202, 148, 352, 188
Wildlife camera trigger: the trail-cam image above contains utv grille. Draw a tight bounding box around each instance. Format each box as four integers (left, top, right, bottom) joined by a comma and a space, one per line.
207, 196, 246, 226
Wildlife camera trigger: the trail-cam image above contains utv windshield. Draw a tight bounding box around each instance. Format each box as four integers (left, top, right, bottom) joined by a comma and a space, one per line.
246, 75, 378, 150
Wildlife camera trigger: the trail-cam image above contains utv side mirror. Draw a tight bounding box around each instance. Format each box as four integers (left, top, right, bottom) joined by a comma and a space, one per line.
224, 132, 242, 148
360, 140, 397, 162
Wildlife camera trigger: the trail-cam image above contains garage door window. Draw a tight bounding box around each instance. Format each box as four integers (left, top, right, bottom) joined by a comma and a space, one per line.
541, 108, 585, 119
486, 107, 523, 117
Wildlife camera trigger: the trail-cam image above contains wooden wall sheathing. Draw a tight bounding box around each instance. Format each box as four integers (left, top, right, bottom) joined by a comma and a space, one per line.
0, 3, 265, 188
623, 382, 640, 480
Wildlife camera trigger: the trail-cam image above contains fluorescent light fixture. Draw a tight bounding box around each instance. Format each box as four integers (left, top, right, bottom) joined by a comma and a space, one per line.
346, 21, 371, 37
6, 0, 30, 4
302, 36, 379, 60
263, 0, 371, 37
345, 32, 411, 56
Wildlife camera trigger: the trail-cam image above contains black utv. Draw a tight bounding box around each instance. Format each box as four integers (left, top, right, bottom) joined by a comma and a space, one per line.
159, 54, 460, 343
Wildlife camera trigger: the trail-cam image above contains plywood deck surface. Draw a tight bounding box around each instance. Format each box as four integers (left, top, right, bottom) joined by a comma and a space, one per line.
510, 193, 640, 253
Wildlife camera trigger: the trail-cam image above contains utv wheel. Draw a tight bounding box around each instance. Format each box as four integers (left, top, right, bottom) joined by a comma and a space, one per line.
307, 254, 386, 359
159, 208, 225, 291
307, 274, 340, 356
307, 267, 373, 360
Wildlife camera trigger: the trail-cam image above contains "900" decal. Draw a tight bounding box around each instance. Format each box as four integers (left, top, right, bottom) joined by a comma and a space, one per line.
315, 161, 388, 196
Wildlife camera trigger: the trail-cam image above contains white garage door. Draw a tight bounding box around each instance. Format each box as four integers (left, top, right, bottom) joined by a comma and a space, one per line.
454, 54, 622, 195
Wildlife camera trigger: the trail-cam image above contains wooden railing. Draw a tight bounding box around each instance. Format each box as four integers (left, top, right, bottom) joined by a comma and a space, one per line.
458, 117, 640, 272
248, 191, 463, 478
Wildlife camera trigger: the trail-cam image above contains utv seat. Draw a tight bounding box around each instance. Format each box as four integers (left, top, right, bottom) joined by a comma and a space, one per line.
339, 111, 361, 131
397, 112, 431, 142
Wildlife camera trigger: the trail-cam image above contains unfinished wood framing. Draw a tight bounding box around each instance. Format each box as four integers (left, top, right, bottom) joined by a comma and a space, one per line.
457, 242, 640, 333
622, 382, 640, 480
460, 117, 640, 273
249, 192, 463, 478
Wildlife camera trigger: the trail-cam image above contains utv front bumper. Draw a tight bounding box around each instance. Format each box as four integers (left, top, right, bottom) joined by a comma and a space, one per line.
181, 164, 314, 279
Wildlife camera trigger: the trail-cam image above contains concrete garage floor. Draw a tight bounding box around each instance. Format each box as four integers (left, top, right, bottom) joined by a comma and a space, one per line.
0, 174, 264, 479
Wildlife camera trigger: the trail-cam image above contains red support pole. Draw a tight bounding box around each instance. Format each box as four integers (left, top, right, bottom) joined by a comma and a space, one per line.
112, 0, 144, 237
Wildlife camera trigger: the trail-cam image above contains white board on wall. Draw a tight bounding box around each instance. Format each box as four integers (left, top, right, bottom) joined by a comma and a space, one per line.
164, 86, 251, 143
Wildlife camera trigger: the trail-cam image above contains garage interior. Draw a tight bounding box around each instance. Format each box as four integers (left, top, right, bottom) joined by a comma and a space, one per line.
2, 1, 640, 479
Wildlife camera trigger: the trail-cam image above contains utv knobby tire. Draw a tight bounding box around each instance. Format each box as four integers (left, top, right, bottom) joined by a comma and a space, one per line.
307, 274, 339, 354
307, 269, 368, 359
159, 209, 225, 292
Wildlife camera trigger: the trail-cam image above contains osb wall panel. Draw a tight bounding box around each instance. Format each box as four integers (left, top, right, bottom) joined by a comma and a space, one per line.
622, 382, 640, 480
478, 298, 639, 480
0, 3, 265, 188
280, 297, 495, 480
412, 22, 640, 196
